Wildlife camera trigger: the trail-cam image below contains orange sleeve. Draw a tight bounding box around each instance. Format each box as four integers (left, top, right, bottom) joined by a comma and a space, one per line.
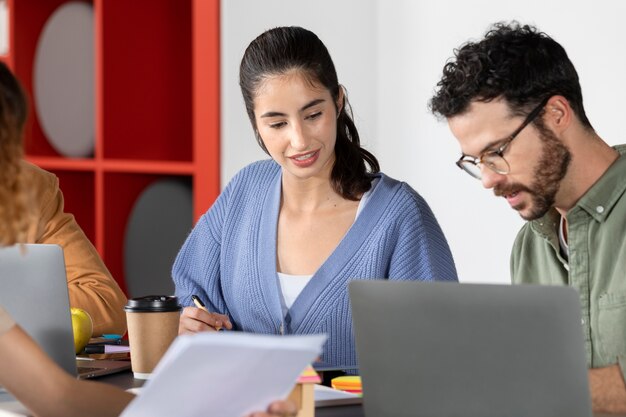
25, 162, 127, 336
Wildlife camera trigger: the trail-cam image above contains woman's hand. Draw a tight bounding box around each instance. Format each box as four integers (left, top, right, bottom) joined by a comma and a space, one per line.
178, 307, 233, 334
247, 400, 298, 417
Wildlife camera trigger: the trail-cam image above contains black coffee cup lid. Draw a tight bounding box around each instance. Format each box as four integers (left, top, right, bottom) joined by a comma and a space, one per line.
124, 295, 182, 313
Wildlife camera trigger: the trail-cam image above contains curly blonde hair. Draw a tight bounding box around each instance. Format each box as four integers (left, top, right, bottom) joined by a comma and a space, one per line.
0, 62, 30, 246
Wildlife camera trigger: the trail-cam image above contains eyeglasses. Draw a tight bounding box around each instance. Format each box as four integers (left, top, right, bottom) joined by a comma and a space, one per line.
456, 97, 550, 180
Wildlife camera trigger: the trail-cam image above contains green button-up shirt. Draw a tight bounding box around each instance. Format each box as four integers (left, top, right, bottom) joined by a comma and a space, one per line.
511, 144, 626, 375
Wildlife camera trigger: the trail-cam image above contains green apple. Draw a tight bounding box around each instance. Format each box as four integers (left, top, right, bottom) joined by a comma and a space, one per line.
70, 307, 93, 354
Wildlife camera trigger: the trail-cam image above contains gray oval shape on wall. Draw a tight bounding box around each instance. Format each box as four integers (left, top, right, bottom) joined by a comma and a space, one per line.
124, 178, 193, 298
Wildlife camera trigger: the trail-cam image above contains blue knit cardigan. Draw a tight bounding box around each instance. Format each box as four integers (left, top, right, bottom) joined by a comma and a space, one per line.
173, 160, 458, 367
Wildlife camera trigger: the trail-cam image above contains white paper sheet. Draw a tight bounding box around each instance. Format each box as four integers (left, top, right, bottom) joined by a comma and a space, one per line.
120, 332, 326, 417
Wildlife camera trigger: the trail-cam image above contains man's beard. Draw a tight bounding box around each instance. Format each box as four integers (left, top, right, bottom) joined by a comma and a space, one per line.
494, 130, 571, 221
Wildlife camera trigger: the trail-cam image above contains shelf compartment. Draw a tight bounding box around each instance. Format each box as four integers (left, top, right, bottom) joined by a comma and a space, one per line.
98, 0, 192, 162
123, 176, 193, 297
102, 172, 193, 295
11, 0, 89, 158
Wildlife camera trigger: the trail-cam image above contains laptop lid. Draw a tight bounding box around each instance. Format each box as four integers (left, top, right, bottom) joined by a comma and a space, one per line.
0, 244, 130, 384
349, 280, 592, 417
0, 244, 77, 377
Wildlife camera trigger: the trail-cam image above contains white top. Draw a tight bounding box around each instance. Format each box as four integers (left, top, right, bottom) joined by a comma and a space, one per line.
355, 177, 379, 218
277, 177, 379, 317
277, 272, 314, 316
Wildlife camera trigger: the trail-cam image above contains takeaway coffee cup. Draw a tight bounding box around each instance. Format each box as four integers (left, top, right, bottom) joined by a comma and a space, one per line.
124, 295, 181, 379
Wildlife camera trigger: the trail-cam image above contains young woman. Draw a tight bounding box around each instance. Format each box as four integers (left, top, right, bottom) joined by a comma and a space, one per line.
0, 62, 294, 417
174, 26, 458, 368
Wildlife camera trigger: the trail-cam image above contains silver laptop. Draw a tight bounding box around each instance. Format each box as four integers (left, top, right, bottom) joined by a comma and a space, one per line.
0, 244, 130, 387
349, 280, 592, 417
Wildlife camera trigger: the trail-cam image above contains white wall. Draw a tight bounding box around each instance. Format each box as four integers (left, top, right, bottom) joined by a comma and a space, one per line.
222, 1, 626, 283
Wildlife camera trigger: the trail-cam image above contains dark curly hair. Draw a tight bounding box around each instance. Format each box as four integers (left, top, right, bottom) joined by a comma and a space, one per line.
429, 21, 593, 131
239, 26, 379, 201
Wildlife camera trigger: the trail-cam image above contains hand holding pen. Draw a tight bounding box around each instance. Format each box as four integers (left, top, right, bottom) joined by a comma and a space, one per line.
178, 294, 233, 335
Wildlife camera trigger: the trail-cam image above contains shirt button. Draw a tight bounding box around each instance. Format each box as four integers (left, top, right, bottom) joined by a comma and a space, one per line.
581, 318, 585, 325
596, 205, 605, 213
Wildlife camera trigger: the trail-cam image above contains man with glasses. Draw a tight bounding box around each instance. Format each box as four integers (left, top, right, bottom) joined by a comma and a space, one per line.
429, 21, 626, 413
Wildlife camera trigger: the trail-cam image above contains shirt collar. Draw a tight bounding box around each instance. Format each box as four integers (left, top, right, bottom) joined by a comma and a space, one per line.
573, 144, 626, 222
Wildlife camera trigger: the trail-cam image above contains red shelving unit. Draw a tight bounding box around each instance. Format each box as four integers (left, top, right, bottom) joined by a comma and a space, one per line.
6, 0, 220, 295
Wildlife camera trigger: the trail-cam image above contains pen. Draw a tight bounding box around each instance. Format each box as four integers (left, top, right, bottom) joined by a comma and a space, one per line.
191, 294, 222, 331
191, 294, 207, 310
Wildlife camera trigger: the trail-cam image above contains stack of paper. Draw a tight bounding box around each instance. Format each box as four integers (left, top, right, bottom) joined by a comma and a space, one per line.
120, 332, 326, 417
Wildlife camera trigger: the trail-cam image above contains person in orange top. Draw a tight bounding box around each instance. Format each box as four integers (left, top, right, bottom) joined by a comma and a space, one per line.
0, 61, 126, 335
